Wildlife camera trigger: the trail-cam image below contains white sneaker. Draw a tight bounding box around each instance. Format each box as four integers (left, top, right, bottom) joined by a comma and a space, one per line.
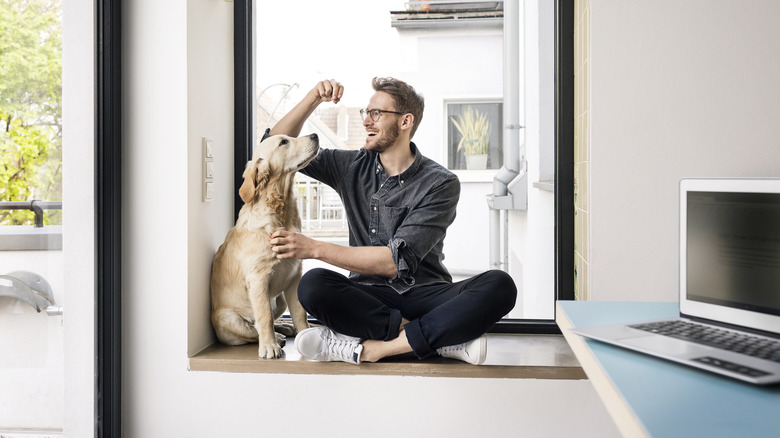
296, 327, 363, 364
436, 335, 488, 365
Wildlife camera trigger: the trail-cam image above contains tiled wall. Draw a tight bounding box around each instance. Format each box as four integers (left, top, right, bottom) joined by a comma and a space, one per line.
574, 0, 590, 300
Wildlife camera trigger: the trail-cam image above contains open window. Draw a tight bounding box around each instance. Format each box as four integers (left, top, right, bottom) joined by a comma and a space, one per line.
235, 0, 574, 333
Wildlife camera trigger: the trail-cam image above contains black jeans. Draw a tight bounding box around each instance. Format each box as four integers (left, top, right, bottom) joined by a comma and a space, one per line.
297, 268, 517, 359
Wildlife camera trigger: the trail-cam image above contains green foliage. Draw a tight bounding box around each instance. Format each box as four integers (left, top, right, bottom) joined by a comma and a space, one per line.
0, 0, 63, 225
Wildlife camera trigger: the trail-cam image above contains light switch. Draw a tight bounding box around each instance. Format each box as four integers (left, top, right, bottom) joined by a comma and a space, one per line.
205, 181, 215, 201
203, 137, 215, 202
204, 138, 214, 158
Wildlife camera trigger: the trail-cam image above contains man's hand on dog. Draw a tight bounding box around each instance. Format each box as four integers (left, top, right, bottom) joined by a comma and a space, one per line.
270, 229, 317, 260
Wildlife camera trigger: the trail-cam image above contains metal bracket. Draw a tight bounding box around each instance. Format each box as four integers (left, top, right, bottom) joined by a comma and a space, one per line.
0, 271, 60, 315
487, 164, 529, 211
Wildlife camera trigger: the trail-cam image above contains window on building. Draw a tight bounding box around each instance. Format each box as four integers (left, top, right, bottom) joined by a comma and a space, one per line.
446, 100, 503, 171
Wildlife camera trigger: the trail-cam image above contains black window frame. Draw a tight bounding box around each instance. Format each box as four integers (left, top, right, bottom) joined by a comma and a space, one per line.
233, 0, 574, 334
97, 0, 122, 435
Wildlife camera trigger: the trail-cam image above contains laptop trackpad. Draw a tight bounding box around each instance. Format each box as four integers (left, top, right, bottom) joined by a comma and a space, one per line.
621, 336, 699, 357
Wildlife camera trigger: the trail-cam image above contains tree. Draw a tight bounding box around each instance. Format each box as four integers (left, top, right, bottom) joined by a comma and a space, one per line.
0, 0, 62, 225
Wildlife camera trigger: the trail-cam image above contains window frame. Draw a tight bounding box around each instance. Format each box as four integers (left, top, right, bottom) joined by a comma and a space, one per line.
96, 0, 123, 435
234, 0, 574, 335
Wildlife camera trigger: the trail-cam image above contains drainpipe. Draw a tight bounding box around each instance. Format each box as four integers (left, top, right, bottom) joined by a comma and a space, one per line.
487, 0, 526, 271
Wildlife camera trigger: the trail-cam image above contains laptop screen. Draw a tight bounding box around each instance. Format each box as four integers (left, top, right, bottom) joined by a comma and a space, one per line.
687, 191, 780, 316
680, 179, 780, 335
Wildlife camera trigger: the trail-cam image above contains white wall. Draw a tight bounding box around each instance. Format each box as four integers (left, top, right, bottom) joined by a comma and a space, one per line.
63, 0, 96, 434
397, 7, 557, 320
588, 0, 780, 302
400, 29, 504, 275
185, 0, 236, 357
507, 0, 556, 319
122, 1, 616, 437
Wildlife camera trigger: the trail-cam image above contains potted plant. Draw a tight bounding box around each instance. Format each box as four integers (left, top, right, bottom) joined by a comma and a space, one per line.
450, 106, 491, 170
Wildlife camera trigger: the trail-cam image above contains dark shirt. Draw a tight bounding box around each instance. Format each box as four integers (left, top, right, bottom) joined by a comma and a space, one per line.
294, 137, 460, 294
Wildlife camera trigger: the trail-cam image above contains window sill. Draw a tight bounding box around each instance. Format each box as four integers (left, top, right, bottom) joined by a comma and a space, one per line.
189, 333, 586, 379
533, 180, 555, 192
452, 169, 498, 183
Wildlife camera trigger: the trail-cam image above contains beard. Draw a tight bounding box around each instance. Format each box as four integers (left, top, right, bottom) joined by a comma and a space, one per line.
365, 120, 400, 153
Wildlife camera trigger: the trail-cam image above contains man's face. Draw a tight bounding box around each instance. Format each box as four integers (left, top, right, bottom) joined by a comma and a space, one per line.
362, 91, 402, 153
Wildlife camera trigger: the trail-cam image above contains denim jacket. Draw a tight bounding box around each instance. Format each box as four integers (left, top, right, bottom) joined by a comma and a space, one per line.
298, 140, 460, 294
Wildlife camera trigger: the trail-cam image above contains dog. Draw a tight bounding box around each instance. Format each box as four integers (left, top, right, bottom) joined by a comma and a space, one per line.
210, 133, 319, 358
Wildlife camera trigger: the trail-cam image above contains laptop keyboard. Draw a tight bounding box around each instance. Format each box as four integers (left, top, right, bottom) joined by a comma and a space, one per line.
630, 320, 780, 363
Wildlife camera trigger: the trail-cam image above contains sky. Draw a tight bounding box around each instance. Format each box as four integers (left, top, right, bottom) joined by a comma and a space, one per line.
255, 0, 407, 108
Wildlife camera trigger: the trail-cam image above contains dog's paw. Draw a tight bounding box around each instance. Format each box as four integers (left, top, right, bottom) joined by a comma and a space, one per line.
275, 332, 287, 348
258, 342, 284, 359
274, 322, 296, 337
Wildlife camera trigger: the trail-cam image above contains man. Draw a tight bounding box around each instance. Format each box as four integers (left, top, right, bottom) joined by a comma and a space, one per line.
267, 78, 516, 365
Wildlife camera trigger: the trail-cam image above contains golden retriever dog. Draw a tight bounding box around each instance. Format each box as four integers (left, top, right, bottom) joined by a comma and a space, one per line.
210, 133, 319, 358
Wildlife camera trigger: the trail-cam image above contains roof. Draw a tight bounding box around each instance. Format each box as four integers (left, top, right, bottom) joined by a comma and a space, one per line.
257, 93, 364, 151
391, 1, 503, 29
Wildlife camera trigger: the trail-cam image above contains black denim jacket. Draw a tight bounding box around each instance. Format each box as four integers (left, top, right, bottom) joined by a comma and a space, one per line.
299, 141, 460, 294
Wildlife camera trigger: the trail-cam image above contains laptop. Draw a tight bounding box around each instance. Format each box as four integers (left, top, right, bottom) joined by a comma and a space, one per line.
571, 178, 780, 385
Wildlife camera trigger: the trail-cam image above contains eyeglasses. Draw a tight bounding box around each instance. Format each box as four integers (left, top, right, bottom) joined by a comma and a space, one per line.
359, 108, 405, 122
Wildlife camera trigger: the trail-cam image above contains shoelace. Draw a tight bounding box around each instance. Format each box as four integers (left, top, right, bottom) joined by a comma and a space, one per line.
438, 343, 465, 354
325, 335, 359, 361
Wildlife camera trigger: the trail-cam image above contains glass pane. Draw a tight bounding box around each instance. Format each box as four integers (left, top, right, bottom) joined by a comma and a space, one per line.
0, 0, 73, 433
255, 0, 555, 321
0, 0, 62, 227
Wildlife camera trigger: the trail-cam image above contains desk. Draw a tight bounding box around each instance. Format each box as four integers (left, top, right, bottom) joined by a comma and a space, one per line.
557, 301, 780, 438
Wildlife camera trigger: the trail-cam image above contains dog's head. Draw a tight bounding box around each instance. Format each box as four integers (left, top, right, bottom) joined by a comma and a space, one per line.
239, 133, 320, 204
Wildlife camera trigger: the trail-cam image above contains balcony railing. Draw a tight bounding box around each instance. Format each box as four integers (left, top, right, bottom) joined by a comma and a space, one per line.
0, 201, 63, 228
295, 175, 347, 235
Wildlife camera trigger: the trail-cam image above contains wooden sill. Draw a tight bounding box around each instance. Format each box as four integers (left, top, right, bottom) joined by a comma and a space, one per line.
189, 334, 586, 379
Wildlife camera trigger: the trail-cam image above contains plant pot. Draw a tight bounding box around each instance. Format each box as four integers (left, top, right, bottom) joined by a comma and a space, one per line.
465, 154, 488, 170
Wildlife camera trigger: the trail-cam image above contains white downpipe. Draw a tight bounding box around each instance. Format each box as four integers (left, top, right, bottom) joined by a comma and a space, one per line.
489, 0, 523, 270
489, 208, 502, 269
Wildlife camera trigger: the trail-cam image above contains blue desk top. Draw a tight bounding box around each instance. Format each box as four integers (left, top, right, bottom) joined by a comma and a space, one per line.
558, 301, 780, 438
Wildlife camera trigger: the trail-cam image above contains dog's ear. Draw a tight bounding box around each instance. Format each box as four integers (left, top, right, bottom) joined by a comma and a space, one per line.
238, 158, 270, 204
239, 160, 257, 204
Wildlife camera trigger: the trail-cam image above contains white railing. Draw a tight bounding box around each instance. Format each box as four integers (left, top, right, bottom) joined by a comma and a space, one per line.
295, 175, 348, 235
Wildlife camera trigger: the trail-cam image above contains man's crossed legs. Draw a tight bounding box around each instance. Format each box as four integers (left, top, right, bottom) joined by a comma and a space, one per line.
294, 268, 517, 365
